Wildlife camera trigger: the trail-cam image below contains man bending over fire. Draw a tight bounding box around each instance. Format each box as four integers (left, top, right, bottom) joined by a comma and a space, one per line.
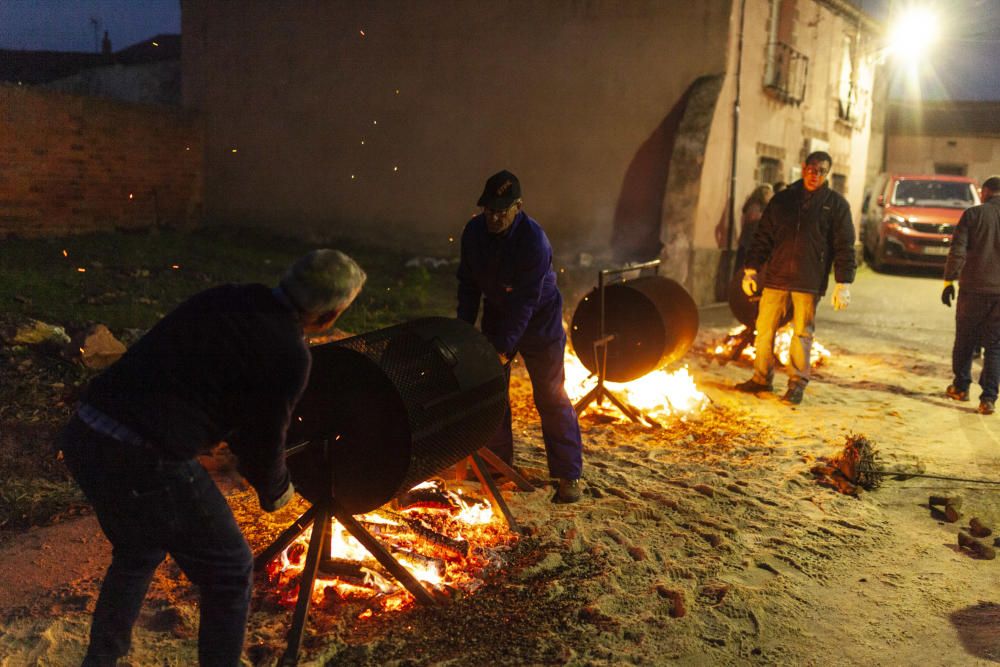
456, 170, 584, 503
58, 249, 366, 666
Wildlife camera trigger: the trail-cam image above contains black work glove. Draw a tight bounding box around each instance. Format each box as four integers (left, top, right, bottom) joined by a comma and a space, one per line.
941, 283, 955, 307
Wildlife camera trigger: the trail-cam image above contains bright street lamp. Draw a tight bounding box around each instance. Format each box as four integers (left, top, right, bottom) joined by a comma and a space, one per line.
886, 6, 939, 64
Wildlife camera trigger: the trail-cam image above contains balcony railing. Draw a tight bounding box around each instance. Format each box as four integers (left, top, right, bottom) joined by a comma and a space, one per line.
763, 41, 809, 106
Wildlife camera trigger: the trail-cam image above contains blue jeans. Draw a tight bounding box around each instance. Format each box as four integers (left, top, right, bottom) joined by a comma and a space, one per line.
59, 416, 253, 667
486, 334, 583, 480
751, 288, 817, 389
952, 292, 1000, 402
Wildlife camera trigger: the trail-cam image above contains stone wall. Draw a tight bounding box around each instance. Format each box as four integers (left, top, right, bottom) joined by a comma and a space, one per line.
0, 84, 203, 238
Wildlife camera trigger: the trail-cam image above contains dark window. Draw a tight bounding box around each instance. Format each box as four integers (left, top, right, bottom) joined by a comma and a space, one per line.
934, 163, 967, 176
763, 42, 809, 105
831, 174, 847, 195
763, 0, 807, 105
758, 157, 782, 185
891, 180, 977, 209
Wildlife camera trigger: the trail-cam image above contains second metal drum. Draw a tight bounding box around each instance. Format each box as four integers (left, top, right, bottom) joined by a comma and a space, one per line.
570, 275, 699, 383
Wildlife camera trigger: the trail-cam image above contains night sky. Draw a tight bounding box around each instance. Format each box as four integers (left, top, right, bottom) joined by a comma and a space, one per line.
0, 0, 180, 53
0, 0, 997, 101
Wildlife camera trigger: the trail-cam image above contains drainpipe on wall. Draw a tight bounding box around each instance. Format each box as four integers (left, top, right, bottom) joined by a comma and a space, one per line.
717, 0, 747, 302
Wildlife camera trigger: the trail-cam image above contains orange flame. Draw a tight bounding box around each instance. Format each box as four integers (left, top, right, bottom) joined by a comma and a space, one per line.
563, 351, 709, 422
268, 479, 509, 614
713, 324, 830, 367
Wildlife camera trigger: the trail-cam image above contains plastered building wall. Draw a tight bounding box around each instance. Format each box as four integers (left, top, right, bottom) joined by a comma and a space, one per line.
181, 0, 731, 269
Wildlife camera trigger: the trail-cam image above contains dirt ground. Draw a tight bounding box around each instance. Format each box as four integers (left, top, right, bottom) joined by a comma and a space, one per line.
1, 265, 998, 666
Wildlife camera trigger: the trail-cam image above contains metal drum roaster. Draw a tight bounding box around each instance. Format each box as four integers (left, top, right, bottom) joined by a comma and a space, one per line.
283, 316, 508, 515
570, 275, 699, 383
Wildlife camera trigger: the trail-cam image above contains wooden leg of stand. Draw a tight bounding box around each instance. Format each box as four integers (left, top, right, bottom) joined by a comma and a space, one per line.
330, 501, 438, 605
279, 502, 330, 667
470, 451, 522, 535
475, 448, 534, 491
254, 505, 319, 572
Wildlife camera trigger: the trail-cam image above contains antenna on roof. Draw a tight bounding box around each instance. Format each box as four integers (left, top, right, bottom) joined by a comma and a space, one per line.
89, 17, 100, 53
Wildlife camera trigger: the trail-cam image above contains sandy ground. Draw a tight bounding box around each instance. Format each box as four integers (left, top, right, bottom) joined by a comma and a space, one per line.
1, 265, 998, 666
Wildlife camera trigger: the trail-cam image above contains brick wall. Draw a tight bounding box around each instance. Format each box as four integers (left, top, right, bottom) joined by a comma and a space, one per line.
0, 83, 203, 237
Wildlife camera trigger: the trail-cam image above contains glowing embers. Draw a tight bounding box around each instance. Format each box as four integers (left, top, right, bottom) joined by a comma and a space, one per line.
711, 324, 830, 367
564, 351, 709, 422
264, 480, 513, 614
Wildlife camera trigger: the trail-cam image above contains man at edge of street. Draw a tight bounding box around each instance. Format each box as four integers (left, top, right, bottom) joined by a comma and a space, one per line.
734, 150, 857, 405
942, 175, 1000, 415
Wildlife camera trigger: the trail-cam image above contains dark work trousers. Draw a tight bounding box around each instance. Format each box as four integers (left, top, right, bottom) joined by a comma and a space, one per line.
952, 292, 1000, 402
485, 333, 584, 480
58, 416, 253, 667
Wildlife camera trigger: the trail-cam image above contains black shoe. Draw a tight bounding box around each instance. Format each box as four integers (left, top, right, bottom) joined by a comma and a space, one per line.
734, 378, 773, 393
946, 384, 970, 402
781, 385, 805, 405
978, 401, 995, 415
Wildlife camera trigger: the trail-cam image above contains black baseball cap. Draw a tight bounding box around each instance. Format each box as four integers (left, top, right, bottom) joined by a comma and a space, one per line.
477, 170, 521, 209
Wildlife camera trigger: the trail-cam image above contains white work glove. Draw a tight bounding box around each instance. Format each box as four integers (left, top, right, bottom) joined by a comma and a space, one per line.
741, 268, 758, 297
261, 481, 295, 513
832, 283, 851, 311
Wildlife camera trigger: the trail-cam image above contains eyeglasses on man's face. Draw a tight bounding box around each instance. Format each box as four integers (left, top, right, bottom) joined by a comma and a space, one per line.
803, 164, 830, 177
483, 202, 517, 218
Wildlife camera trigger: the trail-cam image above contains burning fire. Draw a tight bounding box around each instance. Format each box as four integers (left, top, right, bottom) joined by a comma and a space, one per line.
265, 480, 512, 615
563, 352, 709, 422
711, 324, 830, 367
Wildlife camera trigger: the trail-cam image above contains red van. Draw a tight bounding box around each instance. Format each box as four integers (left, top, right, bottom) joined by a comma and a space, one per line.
862, 174, 980, 270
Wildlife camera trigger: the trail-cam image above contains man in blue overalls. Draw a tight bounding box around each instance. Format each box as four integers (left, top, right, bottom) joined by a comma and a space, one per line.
457, 170, 584, 503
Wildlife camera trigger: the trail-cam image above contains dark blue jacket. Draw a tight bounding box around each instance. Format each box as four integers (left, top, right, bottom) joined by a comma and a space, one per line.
456, 211, 564, 356
944, 196, 1000, 294
83, 284, 310, 504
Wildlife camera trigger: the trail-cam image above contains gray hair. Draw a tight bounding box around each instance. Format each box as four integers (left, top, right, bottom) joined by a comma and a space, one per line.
280, 249, 366, 317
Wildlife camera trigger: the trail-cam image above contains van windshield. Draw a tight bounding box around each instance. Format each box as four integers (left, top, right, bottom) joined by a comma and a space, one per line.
891, 180, 977, 209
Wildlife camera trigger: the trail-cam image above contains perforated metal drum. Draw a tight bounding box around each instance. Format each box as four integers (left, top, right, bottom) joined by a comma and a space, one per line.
284, 317, 507, 514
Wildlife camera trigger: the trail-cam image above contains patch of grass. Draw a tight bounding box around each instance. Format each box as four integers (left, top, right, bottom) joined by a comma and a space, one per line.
0, 477, 86, 534
0, 226, 464, 543
0, 226, 459, 333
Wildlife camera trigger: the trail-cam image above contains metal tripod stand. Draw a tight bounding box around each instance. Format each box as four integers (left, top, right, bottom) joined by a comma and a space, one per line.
254, 440, 533, 666
572, 259, 662, 428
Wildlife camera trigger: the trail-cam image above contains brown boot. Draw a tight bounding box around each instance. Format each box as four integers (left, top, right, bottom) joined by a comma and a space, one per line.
556, 478, 582, 503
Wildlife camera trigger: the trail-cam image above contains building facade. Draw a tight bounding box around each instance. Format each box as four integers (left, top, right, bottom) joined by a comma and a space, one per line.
182, 0, 880, 304
885, 101, 1000, 185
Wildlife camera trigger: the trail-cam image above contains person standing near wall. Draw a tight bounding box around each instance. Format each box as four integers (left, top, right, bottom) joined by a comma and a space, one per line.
735, 183, 775, 271
733, 151, 856, 405
456, 170, 584, 503
942, 176, 1000, 415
